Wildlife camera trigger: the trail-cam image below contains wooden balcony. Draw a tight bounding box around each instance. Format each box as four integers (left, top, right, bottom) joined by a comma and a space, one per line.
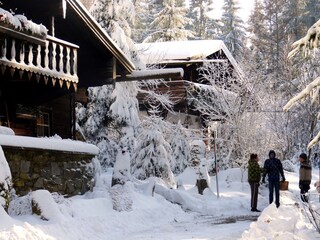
0, 25, 78, 90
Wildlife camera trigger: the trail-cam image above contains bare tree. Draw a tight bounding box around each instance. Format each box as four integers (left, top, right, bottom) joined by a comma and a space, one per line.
187, 62, 263, 168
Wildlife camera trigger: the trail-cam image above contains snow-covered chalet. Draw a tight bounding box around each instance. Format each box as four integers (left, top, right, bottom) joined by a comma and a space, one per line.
136, 40, 253, 131
0, 0, 183, 197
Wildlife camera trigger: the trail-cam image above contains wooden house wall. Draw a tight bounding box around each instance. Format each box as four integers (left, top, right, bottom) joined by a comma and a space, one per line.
53, 13, 116, 88
0, 70, 72, 138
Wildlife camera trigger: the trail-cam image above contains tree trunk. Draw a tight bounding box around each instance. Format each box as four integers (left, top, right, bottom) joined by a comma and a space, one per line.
196, 179, 208, 195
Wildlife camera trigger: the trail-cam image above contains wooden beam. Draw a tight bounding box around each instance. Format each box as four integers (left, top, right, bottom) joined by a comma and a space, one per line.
0, 26, 46, 46
117, 68, 184, 82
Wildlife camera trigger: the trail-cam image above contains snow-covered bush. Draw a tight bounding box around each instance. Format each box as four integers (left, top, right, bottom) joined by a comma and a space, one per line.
31, 190, 64, 221
8, 193, 32, 216
0, 146, 12, 210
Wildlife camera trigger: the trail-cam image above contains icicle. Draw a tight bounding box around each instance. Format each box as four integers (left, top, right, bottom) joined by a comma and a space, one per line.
1, 66, 6, 74
52, 78, 56, 86
27, 72, 33, 80
19, 70, 23, 79
51, 16, 55, 37
73, 83, 77, 92
62, 0, 67, 19
10, 68, 15, 77
36, 75, 40, 83
59, 79, 64, 88
66, 81, 71, 89
44, 76, 49, 85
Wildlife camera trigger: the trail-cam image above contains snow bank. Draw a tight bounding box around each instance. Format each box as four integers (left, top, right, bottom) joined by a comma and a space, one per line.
0, 126, 15, 136
31, 190, 64, 222
0, 146, 12, 186
241, 204, 318, 239
0, 146, 12, 208
0, 206, 14, 230
0, 135, 99, 155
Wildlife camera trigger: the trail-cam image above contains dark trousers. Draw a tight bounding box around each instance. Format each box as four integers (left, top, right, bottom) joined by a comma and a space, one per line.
300, 184, 310, 202
249, 182, 259, 210
268, 179, 280, 207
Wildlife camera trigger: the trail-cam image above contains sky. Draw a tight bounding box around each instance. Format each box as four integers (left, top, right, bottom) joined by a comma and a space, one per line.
0, 138, 319, 240
210, 0, 255, 22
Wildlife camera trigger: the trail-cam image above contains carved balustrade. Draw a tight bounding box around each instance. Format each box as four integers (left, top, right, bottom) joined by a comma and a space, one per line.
0, 26, 78, 90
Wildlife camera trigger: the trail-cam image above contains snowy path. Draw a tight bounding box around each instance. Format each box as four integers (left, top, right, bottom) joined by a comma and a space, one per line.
120, 214, 258, 240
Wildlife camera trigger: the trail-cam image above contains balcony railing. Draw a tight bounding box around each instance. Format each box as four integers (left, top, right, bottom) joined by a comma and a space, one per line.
0, 26, 78, 90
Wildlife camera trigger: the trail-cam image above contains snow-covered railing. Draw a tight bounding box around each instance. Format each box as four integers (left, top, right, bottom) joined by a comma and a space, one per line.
0, 27, 79, 90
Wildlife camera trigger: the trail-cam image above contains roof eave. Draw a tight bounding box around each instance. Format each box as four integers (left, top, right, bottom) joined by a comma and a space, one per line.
118, 68, 184, 82
66, 0, 135, 73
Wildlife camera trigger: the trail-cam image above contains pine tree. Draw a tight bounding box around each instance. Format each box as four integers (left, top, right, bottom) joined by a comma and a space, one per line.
132, 0, 150, 43
168, 122, 191, 174
80, 1, 144, 186
109, 82, 140, 160
261, 0, 287, 80
302, 0, 320, 29
90, 0, 143, 66
187, 0, 218, 39
220, 0, 246, 60
76, 85, 118, 167
144, 0, 194, 42
90, 0, 134, 55
131, 115, 175, 186
282, 0, 305, 41
247, 0, 290, 86
247, 0, 268, 75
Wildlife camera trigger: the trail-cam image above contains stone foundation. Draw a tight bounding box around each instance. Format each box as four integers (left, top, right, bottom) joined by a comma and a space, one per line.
2, 146, 95, 197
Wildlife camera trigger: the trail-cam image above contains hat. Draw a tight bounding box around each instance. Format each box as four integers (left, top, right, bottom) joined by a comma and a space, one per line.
299, 153, 307, 161
269, 150, 276, 157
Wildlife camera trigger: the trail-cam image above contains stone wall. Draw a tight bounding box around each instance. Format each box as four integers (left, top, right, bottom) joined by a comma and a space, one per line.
2, 146, 95, 197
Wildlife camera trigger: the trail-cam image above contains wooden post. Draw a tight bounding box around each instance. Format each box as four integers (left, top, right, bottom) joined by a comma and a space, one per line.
196, 179, 208, 195
4, 100, 10, 128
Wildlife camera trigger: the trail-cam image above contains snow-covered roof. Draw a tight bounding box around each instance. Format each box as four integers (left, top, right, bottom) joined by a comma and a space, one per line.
136, 40, 236, 66
136, 40, 247, 84
136, 40, 250, 89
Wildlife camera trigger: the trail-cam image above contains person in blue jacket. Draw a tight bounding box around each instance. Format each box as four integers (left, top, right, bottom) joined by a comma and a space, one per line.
262, 150, 286, 208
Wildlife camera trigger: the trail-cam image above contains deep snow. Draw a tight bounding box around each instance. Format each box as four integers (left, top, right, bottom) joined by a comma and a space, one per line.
0, 163, 319, 239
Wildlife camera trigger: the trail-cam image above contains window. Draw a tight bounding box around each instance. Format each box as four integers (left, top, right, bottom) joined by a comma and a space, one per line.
13, 105, 51, 137
36, 112, 50, 137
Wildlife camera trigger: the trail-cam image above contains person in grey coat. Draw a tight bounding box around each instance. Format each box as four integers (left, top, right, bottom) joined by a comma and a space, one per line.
299, 153, 312, 202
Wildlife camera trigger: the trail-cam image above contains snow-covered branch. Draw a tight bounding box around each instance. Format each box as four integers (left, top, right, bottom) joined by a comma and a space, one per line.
288, 19, 320, 59
283, 77, 320, 111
